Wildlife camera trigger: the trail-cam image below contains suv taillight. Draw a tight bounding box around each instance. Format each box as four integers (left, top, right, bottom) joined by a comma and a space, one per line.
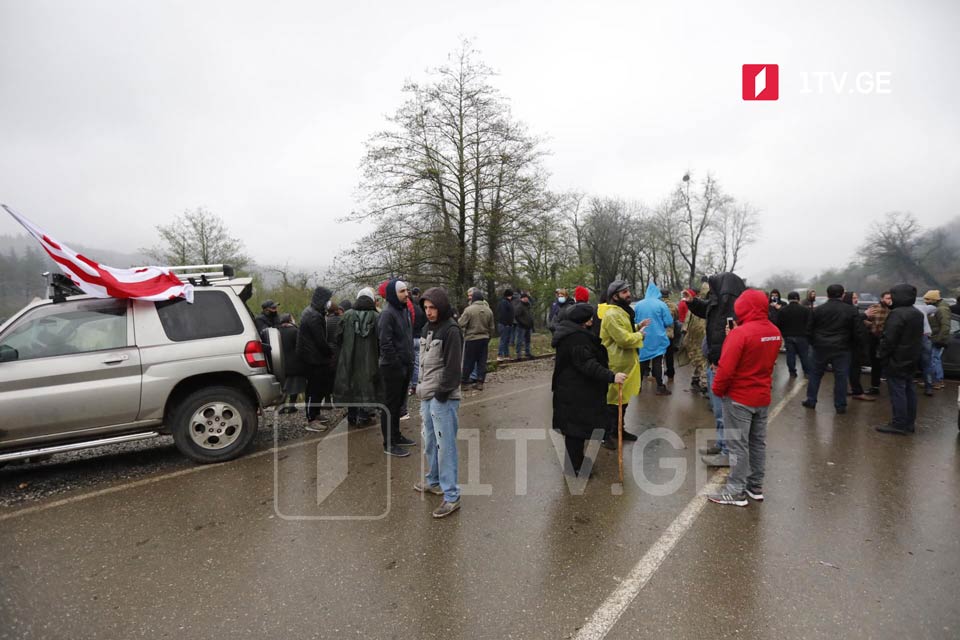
244, 340, 267, 368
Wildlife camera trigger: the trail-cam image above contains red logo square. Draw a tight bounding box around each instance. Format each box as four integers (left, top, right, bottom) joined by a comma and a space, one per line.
742, 64, 779, 100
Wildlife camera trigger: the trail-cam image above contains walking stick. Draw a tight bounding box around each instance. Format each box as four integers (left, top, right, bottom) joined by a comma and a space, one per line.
618, 382, 624, 484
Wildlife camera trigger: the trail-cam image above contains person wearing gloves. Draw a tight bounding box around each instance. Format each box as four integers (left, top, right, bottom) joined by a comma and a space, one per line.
707, 289, 783, 507
415, 288, 464, 519
599, 280, 650, 450
552, 303, 628, 477
633, 282, 676, 396
376, 279, 417, 457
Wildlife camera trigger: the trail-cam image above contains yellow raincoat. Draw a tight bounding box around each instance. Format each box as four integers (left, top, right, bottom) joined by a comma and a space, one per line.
600, 303, 645, 405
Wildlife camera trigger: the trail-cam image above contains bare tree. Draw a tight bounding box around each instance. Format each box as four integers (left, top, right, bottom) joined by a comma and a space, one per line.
670, 173, 733, 287
715, 203, 760, 273
348, 41, 549, 301
142, 207, 249, 269
862, 212, 945, 289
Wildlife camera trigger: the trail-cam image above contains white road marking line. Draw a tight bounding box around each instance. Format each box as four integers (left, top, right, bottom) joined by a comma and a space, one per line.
0, 382, 552, 522
572, 381, 805, 640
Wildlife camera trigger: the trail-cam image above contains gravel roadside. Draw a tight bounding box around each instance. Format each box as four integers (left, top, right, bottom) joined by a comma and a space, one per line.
0, 356, 554, 510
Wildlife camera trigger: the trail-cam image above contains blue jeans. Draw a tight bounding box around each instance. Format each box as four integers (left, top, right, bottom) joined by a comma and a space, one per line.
887, 375, 917, 430
498, 324, 514, 357
920, 336, 933, 391
785, 336, 812, 376
722, 398, 768, 494
706, 366, 726, 452
410, 337, 420, 388
421, 398, 460, 502
931, 345, 945, 384
514, 327, 532, 357
806, 350, 851, 410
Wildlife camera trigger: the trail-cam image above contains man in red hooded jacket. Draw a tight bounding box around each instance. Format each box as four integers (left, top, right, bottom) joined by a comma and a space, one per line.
707, 289, 783, 507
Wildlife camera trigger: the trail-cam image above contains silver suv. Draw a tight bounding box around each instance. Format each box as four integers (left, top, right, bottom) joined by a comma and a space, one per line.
0, 266, 283, 464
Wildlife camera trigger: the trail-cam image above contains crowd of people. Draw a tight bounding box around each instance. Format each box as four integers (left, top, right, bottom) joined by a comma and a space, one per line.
251, 272, 954, 517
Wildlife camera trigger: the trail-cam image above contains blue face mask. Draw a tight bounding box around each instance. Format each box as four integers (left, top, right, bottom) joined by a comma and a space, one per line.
558, 297, 567, 304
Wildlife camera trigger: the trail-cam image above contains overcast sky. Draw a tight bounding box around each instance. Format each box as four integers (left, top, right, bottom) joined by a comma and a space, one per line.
1, 0, 958, 285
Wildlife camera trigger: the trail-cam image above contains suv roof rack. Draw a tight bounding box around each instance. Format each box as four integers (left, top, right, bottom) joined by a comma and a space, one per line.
131, 264, 237, 287
44, 271, 84, 303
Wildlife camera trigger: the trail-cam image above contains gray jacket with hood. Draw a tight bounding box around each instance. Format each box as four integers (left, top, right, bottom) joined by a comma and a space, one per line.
416, 288, 464, 402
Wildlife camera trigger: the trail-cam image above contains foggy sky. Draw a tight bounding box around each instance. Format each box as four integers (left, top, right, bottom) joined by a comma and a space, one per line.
1, 0, 958, 286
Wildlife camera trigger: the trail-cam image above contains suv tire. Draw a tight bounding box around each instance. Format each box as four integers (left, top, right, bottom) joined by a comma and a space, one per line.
170, 385, 258, 463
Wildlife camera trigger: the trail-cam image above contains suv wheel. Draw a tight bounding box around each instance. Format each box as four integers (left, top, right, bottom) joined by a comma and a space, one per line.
170, 385, 258, 463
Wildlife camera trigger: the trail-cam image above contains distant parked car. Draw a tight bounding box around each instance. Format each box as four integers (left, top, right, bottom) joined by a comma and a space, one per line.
941, 314, 960, 380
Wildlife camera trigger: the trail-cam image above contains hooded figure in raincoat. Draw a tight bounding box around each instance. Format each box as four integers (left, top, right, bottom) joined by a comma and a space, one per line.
599, 280, 648, 449
633, 282, 675, 395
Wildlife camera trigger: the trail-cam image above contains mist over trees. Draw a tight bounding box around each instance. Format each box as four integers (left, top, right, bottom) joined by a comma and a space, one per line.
763, 212, 960, 296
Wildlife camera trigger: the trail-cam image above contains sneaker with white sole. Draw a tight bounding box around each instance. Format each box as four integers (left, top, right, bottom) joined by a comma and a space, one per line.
432, 500, 461, 518
399, 412, 410, 422
414, 481, 444, 496
745, 487, 764, 502
707, 492, 748, 507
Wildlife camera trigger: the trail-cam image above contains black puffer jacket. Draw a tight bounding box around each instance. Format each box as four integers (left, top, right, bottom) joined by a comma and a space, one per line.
551, 319, 615, 439
377, 279, 414, 369
809, 298, 863, 357
297, 287, 335, 368
878, 284, 924, 376
686, 272, 746, 365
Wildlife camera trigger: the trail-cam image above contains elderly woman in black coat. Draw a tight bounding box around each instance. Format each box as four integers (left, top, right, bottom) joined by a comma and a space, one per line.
552, 303, 627, 476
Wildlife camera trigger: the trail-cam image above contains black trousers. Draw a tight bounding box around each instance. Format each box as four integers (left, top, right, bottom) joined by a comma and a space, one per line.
869, 334, 884, 388
640, 357, 664, 387
850, 353, 865, 395
565, 436, 586, 472
605, 402, 629, 439
462, 338, 490, 383
664, 344, 676, 378
379, 364, 411, 447
305, 367, 333, 421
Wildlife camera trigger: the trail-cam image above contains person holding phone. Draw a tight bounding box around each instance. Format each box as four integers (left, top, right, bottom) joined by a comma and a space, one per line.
685, 272, 747, 467
599, 280, 650, 450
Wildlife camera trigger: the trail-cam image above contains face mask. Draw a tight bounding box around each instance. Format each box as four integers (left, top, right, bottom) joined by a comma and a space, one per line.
771, 296, 779, 302
558, 297, 567, 304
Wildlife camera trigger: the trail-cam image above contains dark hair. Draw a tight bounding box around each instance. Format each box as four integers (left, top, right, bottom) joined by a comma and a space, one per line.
827, 284, 845, 299
842, 292, 855, 305
787, 291, 800, 301
881, 290, 891, 298
503, 288, 513, 298
660, 288, 671, 297
770, 288, 781, 297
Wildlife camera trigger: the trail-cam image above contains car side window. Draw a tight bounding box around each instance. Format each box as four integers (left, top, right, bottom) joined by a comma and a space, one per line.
155, 290, 244, 341
0, 299, 128, 361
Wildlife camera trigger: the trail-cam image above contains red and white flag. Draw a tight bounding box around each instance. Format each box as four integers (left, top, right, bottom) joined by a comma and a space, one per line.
3, 205, 194, 303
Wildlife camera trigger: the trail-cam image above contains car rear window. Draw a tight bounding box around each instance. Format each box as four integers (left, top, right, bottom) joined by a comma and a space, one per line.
155, 290, 244, 341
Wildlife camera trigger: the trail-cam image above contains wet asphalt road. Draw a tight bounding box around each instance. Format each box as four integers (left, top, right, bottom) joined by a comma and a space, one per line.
1, 359, 958, 639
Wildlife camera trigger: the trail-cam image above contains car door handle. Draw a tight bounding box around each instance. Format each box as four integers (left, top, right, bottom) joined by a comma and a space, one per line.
103, 354, 129, 364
